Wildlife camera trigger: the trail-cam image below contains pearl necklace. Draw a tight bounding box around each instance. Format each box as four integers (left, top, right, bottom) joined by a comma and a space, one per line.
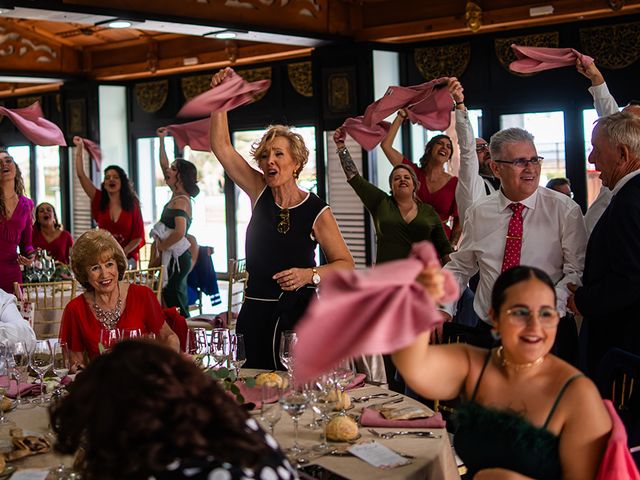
497, 346, 545, 371
93, 284, 122, 330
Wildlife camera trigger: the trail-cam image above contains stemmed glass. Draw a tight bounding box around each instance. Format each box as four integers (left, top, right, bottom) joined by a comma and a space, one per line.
279, 384, 308, 454
210, 328, 230, 369
99, 328, 119, 352
118, 328, 142, 340
52, 342, 70, 399
279, 331, 297, 377
309, 380, 337, 452
0, 345, 15, 426
332, 358, 356, 414
260, 383, 282, 437
187, 328, 209, 368
11, 341, 34, 409
230, 334, 246, 374
29, 340, 53, 406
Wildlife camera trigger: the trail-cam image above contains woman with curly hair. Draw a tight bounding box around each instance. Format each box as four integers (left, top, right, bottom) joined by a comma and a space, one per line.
32, 202, 73, 264
73, 136, 145, 268
208, 68, 354, 369
0, 149, 35, 292
50, 340, 298, 480
59, 229, 179, 368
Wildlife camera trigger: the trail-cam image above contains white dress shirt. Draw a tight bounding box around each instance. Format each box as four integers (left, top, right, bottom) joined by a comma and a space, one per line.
444, 187, 587, 323
0, 289, 36, 347
454, 109, 497, 226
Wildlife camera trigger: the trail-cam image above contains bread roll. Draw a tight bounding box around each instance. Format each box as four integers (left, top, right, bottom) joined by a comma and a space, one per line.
325, 415, 359, 441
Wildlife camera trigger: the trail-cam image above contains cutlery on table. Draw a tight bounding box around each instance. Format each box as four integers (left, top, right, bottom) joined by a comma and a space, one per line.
367, 428, 441, 439
352, 393, 399, 403
368, 397, 403, 409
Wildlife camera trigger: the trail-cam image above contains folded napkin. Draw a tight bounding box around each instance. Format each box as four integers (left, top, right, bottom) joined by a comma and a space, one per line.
341, 78, 452, 151
166, 117, 211, 152
5, 381, 41, 399
234, 380, 282, 411
345, 373, 367, 390
360, 408, 446, 428
0, 102, 66, 146
294, 241, 459, 383
509, 44, 594, 74
178, 68, 271, 118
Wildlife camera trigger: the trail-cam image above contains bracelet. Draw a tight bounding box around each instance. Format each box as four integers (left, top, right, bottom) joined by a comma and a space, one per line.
336, 146, 348, 155
455, 100, 465, 106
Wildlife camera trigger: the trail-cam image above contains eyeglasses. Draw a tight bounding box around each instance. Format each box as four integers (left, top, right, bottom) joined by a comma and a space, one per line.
494, 157, 544, 168
277, 208, 290, 234
475, 143, 489, 151
505, 306, 559, 328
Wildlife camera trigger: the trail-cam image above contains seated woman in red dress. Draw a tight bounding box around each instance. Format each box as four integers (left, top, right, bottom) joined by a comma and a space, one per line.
32, 202, 73, 264
60, 229, 179, 369
73, 137, 145, 268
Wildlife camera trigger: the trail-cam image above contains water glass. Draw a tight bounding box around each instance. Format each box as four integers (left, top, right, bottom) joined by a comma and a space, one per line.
230, 334, 246, 373
279, 331, 297, 376
261, 383, 283, 436
52, 342, 70, 398
279, 386, 308, 454
310, 388, 337, 451
29, 340, 53, 406
0, 346, 14, 426
11, 341, 34, 409
187, 328, 209, 368
210, 328, 230, 368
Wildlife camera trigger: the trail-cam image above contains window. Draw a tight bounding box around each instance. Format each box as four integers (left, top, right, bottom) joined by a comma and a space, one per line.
35, 146, 61, 216
583, 109, 602, 206
7, 145, 30, 198
500, 111, 565, 186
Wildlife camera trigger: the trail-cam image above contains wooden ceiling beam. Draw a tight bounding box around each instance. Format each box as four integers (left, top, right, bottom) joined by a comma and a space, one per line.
357, 0, 640, 43
0, 82, 63, 99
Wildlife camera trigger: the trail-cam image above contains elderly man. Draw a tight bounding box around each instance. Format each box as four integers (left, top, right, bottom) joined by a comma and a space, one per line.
443, 127, 587, 358
0, 289, 36, 347
569, 111, 640, 373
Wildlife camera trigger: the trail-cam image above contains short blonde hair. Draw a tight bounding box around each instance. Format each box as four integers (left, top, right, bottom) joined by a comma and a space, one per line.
71, 229, 127, 290
250, 125, 309, 178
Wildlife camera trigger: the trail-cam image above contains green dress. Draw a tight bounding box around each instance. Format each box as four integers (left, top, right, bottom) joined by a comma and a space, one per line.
348, 174, 452, 264
159, 205, 192, 317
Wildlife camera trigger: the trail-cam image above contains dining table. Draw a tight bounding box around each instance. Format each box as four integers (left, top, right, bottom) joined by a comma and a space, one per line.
244, 369, 461, 480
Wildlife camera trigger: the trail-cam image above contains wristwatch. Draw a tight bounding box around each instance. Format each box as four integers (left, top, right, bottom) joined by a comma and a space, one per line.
311, 268, 321, 286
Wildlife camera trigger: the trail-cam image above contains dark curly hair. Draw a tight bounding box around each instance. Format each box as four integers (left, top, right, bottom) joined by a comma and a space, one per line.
34, 202, 61, 231
418, 134, 453, 168
50, 340, 272, 480
174, 159, 200, 198
99, 165, 139, 212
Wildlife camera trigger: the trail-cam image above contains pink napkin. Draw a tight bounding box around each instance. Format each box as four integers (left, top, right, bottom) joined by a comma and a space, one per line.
509, 44, 594, 74
234, 380, 281, 411
293, 241, 459, 383
341, 78, 452, 151
596, 400, 640, 480
5, 381, 41, 399
178, 69, 271, 118
166, 118, 211, 152
345, 373, 367, 390
0, 102, 66, 146
360, 408, 446, 428
81, 138, 102, 170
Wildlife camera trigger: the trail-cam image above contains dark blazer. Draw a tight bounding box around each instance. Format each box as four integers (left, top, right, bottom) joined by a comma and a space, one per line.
575, 173, 640, 374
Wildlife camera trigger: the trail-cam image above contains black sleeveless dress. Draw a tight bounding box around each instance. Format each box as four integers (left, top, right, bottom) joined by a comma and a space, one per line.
237, 187, 328, 369
159, 204, 192, 318
453, 351, 583, 479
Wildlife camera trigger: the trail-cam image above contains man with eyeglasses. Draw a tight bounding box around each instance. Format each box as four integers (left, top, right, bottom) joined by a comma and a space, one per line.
451, 79, 501, 226
568, 111, 640, 375
441, 127, 587, 362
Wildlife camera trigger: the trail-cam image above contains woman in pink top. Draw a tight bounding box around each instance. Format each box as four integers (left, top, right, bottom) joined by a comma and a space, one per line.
0, 149, 35, 292
381, 107, 461, 246
32, 202, 74, 264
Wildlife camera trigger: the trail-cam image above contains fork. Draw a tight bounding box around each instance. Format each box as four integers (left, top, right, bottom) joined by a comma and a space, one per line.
352, 393, 399, 403
368, 397, 403, 409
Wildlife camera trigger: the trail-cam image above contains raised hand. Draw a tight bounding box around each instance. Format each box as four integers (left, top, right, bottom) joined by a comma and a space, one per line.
156, 127, 168, 138
448, 77, 464, 104
210, 67, 233, 88
576, 58, 604, 86
72, 136, 84, 148
333, 127, 346, 147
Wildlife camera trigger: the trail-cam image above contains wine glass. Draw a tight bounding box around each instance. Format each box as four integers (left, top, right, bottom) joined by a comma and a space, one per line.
52, 342, 70, 399
260, 383, 282, 436
279, 385, 308, 454
332, 359, 356, 414
230, 334, 246, 374
99, 328, 119, 352
11, 341, 34, 409
279, 331, 297, 376
310, 384, 337, 451
210, 328, 230, 369
0, 345, 15, 426
187, 328, 209, 368
29, 340, 53, 406
118, 328, 142, 340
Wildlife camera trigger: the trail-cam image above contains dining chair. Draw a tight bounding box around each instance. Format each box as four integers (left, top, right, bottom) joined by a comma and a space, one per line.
122, 266, 164, 302
226, 258, 248, 329
13, 280, 77, 340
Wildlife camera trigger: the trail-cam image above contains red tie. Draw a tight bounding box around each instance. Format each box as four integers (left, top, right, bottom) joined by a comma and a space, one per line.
501, 203, 525, 272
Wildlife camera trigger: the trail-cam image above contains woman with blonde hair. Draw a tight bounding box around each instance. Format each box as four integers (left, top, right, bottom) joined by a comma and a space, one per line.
209, 67, 354, 369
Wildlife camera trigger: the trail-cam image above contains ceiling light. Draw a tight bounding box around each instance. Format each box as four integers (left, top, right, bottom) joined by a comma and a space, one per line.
215, 31, 237, 39
108, 20, 132, 28
203, 29, 247, 40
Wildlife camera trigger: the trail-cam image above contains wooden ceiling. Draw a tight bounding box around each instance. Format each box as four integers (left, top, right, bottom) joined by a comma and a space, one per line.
0, 0, 639, 97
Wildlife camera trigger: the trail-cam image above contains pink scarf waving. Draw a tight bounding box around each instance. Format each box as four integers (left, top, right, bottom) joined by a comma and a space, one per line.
293, 241, 458, 383
341, 78, 452, 151
166, 118, 211, 152
596, 400, 640, 480
81, 138, 102, 170
0, 102, 66, 146
509, 45, 594, 74
178, 69, 271, 118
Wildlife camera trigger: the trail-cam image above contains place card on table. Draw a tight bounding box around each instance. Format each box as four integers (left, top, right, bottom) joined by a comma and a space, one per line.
347, 441, 411, 469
